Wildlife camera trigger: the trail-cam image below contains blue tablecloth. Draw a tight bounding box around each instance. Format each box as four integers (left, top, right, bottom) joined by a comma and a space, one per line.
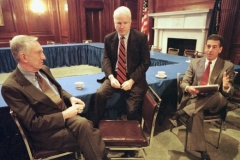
150, 51, 191, 65
1, 62, 240, 108
0, 43, 103, 73
0, 63, 187, 108
42, 43, 89, 68
0, 47, 17, 73
0, 43, 190, 73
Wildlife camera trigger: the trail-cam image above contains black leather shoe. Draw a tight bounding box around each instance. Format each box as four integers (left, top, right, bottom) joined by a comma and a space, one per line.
201, 154, 211, 160
120, 152, 129, 158
129, 151, 136, 157
171, 110, 186, 120
169, 110, 187, 127
102, 154, 110, 160
121, 151, 136, 157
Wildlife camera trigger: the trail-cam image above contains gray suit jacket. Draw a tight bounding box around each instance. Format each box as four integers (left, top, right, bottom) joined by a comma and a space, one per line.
1, 65, 72, 149
102, 29, 150, 87
179, 57, 235, 110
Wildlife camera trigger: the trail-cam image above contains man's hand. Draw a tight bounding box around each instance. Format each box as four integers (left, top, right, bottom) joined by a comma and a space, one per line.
109, 76, 121, 88
70, 97, 85, 107
121, 79, 134, 91
62, 97, 86, 120
187, 86, 199, 95
222, 71, 230, 90
62, 106, 79, 120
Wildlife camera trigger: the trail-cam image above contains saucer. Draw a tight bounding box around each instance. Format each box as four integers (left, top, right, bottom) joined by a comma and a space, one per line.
155, 74, 167, 78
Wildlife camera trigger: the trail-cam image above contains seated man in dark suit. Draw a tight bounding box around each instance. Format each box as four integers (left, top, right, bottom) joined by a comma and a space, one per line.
1, 35, 108, 160
170, 34, 235, 160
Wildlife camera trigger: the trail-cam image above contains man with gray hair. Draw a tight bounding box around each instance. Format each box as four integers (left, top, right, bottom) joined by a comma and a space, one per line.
1, 35, 109, 160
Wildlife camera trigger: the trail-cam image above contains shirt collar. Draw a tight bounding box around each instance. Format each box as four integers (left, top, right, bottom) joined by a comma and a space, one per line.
17, 64, 35, 77
118, 31, 130, 41
205, 58, 217, 67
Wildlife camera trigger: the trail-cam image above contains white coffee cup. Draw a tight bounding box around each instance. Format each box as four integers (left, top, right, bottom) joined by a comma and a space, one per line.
157, 71, 166, 76
75, 82, 84, 89
74, 104, 85, 113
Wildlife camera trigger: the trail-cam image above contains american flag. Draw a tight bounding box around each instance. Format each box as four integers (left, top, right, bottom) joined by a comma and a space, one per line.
141, 0, 148, 36
208, 0, 221, 36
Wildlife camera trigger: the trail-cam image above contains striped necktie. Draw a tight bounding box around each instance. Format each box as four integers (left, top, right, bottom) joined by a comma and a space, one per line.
116, 37, 127, 84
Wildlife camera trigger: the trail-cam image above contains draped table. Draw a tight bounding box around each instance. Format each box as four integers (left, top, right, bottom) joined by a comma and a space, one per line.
0, 42, 189, 73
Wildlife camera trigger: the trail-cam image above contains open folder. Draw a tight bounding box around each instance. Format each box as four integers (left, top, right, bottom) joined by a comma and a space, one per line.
194, 84, 219, 93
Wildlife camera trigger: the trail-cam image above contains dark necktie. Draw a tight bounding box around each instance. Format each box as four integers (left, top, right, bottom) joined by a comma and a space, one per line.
200, 61, 212, 85
35, 72, 63, 105
116, 37, 127, 84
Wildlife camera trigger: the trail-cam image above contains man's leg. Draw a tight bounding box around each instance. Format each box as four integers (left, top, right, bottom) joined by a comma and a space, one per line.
189, 111, 206, 151
121, 84, 147, 158
125, 83, 147, 121
65, 116, 106, 160
170, 92, 227, 127
92, 79, 115, 127
183, 92, 227, 116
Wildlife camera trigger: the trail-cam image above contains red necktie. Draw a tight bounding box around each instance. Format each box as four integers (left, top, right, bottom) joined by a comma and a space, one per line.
200, 61, 212, 85
116, 37, 127, 84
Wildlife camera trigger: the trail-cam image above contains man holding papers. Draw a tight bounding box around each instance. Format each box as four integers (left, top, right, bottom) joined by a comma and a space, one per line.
170, 34, 235, 160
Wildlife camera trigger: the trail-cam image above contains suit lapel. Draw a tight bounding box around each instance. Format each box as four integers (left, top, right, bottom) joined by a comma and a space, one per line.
196, 58, 206, 85
210, 58, 224, 84
15, 68, 60, 109
126, 29, 136, 58
111, 33, 119, 62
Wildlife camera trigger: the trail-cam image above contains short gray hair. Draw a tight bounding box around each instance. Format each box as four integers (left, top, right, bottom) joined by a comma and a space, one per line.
9, 35, 38, 62
113, 6, 131, 20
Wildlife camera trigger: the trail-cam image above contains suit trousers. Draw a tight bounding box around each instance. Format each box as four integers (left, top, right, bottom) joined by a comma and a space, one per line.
92, 79, 147, 127
59, 116, 106, 160
183, 92, 228, 151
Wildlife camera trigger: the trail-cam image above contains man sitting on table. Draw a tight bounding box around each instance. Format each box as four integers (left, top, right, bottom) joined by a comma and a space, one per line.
1, 35, 108, 160
92, 6, 150, 126
92, 6, 150, 157
169, 34, 235, 160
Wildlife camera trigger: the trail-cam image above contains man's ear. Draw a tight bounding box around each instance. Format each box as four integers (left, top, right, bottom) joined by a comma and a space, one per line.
219, 46, 223, 54
19, 53, 27, 62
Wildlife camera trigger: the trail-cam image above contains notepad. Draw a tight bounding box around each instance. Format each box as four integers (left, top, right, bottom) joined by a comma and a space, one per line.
194, 84, 219, 93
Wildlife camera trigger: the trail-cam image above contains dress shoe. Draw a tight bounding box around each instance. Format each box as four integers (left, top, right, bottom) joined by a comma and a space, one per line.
197, 151, 211, 160
129, 150, 136, 157
120, 151, 136, 157
102, 154, 110, 160
171, 110, 187, 120
201, 154, 211, 160
169, 110, 187, 127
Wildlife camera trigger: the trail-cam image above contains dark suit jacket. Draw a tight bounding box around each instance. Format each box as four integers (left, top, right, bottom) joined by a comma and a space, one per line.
179, 57, 235, 110
1, 65, 72, 149
102, 29, 150, 87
